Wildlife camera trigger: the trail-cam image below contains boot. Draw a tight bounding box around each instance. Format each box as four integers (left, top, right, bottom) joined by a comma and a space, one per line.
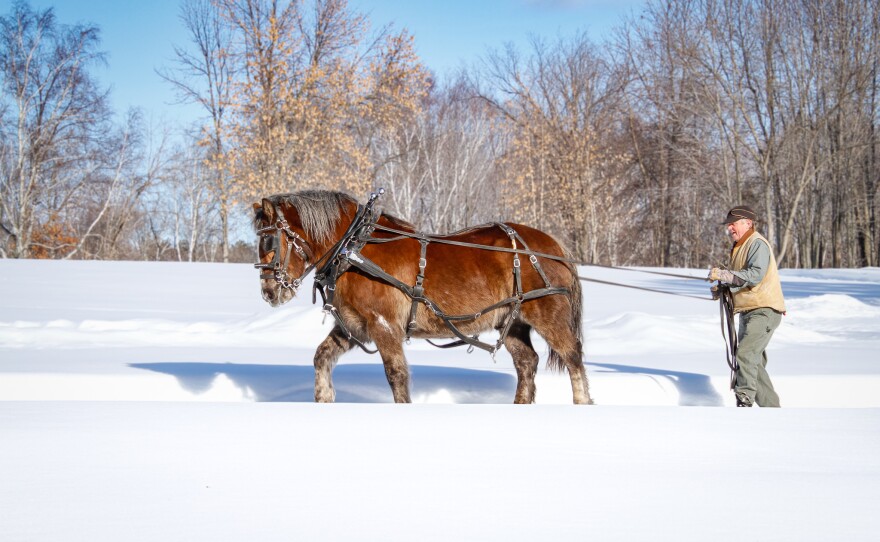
736, 394, 753, 407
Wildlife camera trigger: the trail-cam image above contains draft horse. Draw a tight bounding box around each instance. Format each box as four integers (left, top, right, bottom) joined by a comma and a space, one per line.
253, 189, 592, 404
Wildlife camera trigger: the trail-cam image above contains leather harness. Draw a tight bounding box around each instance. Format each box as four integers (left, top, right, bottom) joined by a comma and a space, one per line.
256, 190, 572, 356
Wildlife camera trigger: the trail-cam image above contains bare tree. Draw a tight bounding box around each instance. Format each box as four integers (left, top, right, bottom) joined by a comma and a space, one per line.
613, 0, 880, 269
76, 113, 172, 260
168, 146, 219, 262
0, 1, 110, 258
616, 0, 719, 267
374, 76, 501, 231
477, 33, 627, 262
159, 0, 235, 261
420, 79, 501, 232
216, 0, 428, 199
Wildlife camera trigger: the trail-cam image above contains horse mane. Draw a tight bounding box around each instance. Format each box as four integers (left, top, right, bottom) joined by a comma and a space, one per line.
261, 189, 415, 244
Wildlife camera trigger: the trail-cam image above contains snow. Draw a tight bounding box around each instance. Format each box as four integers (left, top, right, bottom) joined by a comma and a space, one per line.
1, 259, 879, 541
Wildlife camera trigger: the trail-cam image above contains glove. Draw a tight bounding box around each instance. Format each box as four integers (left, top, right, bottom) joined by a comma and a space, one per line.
708, 267, 735, 284
710, 284, 728, 300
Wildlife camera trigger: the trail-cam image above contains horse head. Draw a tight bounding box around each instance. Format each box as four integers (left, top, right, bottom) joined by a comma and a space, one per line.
253, 197, 314, 307
253, 190, 360, 307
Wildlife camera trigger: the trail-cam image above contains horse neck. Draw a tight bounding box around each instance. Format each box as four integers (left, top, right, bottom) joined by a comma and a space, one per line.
289, 197, 410, 257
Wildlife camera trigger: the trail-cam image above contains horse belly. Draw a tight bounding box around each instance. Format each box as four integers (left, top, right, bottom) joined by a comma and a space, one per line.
409, 308, 505, 339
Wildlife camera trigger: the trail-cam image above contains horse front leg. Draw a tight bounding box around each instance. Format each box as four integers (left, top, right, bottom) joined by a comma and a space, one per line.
313, 326, 354, 403
368, 320, 411, 403
378, 341, 411, 403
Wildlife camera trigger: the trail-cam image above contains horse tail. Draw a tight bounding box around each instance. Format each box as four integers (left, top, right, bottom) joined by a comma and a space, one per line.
547, 250, 584, 373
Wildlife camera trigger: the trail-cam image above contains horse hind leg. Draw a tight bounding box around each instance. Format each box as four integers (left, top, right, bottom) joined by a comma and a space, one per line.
503, 323, 539, 404
529, 302, 593, 405
559, 348, 593, 405
545, 326, 592, 405
550, 337, 592, 405
314, 326, 355, 403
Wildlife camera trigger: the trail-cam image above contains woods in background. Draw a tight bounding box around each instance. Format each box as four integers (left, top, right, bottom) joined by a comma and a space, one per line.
2, 0, 878, 268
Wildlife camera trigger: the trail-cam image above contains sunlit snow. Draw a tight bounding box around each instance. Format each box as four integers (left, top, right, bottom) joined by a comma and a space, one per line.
1, 260, 878, 541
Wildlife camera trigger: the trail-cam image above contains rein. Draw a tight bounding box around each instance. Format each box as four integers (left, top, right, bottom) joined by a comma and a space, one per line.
369, 222, 712, 300
719, 285, 739, 389
575, 276, 711, 300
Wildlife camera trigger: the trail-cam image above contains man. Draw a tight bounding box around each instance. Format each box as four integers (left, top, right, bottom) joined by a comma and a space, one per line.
709, 205, 786, 407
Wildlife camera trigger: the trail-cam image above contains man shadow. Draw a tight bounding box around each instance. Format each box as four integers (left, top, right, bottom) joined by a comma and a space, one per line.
588, 362, 725, 406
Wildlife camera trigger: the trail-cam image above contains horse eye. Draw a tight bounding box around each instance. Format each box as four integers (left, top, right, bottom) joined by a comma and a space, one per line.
260, 237, 273, 254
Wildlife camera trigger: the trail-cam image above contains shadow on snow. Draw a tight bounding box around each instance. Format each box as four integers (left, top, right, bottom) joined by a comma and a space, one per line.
130, 362, 516, 403
590, 362, 725, 406
131, 360, 723, 405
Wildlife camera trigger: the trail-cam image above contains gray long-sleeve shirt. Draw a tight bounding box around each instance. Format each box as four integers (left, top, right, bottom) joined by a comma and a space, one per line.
729, 238, 771, 293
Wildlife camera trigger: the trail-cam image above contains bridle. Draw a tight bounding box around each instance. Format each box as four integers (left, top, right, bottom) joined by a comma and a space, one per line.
254, 210, 314, 294
254, 197, 375, 304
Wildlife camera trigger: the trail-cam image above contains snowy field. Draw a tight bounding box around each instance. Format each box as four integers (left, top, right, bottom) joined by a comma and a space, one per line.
1, 259, 879, 541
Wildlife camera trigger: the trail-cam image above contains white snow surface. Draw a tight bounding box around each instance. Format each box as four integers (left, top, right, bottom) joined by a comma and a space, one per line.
1, 259, 879, 541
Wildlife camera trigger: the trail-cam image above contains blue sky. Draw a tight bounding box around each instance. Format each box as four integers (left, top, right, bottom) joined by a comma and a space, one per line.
23, 0, 644, 128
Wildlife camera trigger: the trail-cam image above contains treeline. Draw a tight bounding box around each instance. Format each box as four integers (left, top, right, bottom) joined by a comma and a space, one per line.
1, 0, 878, 268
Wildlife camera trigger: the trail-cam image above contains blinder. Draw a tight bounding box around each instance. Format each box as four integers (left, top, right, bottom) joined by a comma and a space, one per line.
254, 212, 313, 292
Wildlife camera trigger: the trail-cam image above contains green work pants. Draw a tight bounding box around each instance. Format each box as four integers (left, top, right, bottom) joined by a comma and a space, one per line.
735, 308, 782, 407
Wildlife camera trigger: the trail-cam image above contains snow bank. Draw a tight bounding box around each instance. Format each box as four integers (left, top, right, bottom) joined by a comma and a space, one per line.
2, 260, 879, 406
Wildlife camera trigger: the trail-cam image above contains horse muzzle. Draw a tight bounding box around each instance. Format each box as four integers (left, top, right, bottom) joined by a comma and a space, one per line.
261, 276, 299, 306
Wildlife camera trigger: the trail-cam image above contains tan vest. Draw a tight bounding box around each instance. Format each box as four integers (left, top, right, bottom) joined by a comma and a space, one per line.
730, 231, 786, 314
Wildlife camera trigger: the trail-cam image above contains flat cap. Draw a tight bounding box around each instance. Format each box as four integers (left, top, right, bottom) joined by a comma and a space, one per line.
723, 205, 757, 224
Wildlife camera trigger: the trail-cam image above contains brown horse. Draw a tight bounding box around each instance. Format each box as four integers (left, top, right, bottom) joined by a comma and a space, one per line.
253, 189, 592, 404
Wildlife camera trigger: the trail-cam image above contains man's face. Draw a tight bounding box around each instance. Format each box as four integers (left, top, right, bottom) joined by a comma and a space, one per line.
726, 219, 752, 242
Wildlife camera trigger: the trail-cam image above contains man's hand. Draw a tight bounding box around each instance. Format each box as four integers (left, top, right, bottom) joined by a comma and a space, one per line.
708, 267, 735, 283
710, 284, 726, 300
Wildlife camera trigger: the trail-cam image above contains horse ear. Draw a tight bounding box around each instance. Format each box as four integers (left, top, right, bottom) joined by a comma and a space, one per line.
261, 198, 276, 222
252, 202, 261, 215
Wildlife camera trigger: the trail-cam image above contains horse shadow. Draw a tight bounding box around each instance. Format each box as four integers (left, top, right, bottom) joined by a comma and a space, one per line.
130, 362, 516, 403
131, 361, 721, 405
588, 362, 725, 406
